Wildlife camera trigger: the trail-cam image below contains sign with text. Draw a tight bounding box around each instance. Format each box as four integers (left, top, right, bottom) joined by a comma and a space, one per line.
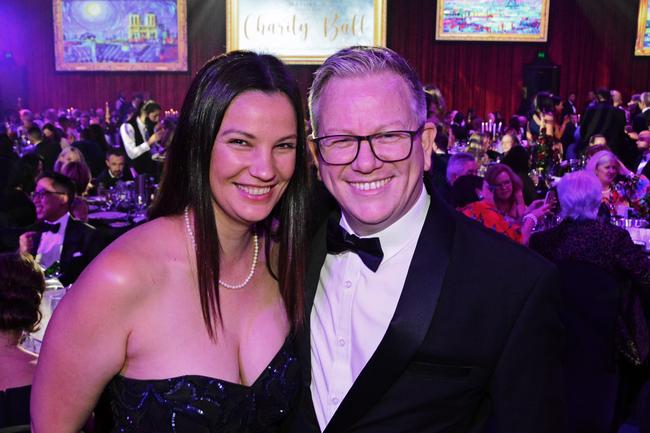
226, 0, 386, 64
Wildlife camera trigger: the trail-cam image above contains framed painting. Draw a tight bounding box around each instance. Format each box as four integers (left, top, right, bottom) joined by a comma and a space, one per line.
53, 0, 188, 71
636, 0, 650, 56
436, 0, 550, 42
226, 0, 387, 64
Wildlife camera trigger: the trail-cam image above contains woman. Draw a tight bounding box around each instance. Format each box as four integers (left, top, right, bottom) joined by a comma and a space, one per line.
53, 146, 87, 173
485, 164, 527, 221
529, 170, 650, 433
530, 169, 649, 298
42, 123, 69, 149
120, 100, 163, 176
0, 253, 45, 428
586, 150, 650, 218
31, 51, 309, 432
59, 160, 91, 222
452, 174, 549, 245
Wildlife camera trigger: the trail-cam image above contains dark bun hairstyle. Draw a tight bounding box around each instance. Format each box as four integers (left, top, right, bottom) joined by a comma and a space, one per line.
0, 253, 46, 334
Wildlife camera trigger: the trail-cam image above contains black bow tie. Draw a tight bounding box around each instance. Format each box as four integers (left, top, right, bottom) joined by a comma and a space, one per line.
326, 218, 384, 272
38, 221, 61, 233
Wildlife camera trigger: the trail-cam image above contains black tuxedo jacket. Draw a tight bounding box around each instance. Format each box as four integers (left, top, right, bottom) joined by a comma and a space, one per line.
94, 168, 134, 189
285, 188, 566, 433
580, 102, 626, 150
632, 110, 650, 134
38, 217, 103, 286
634, 154, 650, 179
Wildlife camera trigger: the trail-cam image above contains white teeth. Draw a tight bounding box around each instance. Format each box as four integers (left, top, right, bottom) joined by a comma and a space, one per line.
237, 185, 271, 195
350, 177, 391, 191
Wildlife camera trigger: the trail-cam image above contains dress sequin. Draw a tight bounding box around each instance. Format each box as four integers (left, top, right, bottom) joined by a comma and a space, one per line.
107, 337, 300, 433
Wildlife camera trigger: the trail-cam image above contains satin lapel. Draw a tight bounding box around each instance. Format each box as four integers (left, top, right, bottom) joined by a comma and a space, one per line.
323, 191, 455, 433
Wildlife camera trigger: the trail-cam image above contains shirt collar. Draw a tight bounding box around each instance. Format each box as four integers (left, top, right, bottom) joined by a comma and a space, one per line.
340, 186, 430, 263
45, 212, 70, 234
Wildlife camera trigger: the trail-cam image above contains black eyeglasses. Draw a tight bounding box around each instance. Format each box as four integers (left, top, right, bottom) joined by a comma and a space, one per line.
32, 190, 66, 200
313, 126, 424, 166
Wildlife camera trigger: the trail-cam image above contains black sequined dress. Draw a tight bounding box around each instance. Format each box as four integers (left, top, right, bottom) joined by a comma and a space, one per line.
107, 337, 300, 433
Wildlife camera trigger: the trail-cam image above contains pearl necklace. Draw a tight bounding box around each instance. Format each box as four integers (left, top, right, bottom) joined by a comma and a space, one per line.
183, 207, 259, 290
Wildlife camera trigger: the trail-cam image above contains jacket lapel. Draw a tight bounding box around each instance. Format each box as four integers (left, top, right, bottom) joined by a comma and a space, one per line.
323, 188, 456, 433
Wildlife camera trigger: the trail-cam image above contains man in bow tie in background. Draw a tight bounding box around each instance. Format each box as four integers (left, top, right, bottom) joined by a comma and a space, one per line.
284, 46, 566, 433
19, 172, 102, 286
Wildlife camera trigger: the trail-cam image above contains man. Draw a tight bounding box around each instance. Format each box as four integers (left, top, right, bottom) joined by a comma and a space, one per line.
634, 130, 650, 179
446, 152, 478, 186
119, 100, 162, 176
286, 46, 565, 433
632, 91, 650, 134
19, 172, 102, 286
579, 88, 626, 156
94, 148, 133, 189
28, 126, 59, 171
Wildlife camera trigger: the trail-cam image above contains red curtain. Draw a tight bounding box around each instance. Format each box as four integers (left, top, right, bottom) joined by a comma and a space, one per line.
1, 0, 650, 117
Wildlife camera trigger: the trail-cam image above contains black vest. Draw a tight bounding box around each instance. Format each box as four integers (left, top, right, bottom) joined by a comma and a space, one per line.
126, 118, 156, 175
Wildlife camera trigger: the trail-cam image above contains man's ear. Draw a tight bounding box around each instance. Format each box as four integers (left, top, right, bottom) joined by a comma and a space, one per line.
308, 135, 321, 181
420, 121, 437, 172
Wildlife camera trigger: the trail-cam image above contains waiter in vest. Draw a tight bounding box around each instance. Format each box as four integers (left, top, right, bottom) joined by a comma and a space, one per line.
119, 100, 162, 177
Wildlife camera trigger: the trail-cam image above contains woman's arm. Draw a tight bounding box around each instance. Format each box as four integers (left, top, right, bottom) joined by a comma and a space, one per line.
31, 246, 143, 433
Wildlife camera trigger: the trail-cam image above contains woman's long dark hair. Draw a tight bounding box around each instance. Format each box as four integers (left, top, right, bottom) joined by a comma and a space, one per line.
148, 51, 308, 338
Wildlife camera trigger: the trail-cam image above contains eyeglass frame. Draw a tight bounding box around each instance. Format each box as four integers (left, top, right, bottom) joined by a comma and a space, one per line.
32, 189, 67, 200
312, 125, 425, 166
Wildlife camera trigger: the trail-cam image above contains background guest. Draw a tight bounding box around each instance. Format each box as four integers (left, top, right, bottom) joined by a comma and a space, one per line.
529, 171, 650, 433
0, 252, 45, 428
94, 148, 133, 190
485, 163, 526, 221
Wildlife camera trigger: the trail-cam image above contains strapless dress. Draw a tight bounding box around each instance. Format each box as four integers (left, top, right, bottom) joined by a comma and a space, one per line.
107, 337, 300, 433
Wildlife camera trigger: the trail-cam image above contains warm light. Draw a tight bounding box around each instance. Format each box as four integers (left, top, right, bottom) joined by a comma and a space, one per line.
84, 2, 103, 17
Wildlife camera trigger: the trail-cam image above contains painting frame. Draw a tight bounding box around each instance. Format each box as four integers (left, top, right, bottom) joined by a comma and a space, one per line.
226, 0, 387, 65
435, 0, 550, 43
636, 0, 650, 56
53, 0, 188, 72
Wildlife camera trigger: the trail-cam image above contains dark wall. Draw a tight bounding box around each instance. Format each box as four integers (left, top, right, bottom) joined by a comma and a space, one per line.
1, 0, 649, 117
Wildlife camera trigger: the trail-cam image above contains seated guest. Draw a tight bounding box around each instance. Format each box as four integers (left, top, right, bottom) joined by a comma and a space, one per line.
634, 130, 650, 178
632, 91, 650, 133
586, 150, 650, 219
0, 252, 45, 428
18, 172, 101, 285
42, 123, 68, 150
94, 148, 133, 189
530, 170, 649, 291
72, 125, 109, 178
59, 161, 91, 222
446, 152, 478, 185
452, 174, 549, 245
437, 152, 477, 203
53, 146, 87, 173
529, 171, 650, 433
485, 163, 526, 221
28, 126, 59, 172
502, 143, 538, 205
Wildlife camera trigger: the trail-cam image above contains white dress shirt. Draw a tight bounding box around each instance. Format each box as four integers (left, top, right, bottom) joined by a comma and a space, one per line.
36, 212, 70, 270
119, 117, 150, 160
310, 188, 430, 431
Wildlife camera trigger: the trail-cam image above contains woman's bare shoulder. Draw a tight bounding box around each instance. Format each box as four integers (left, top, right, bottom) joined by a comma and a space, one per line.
72, 215, 185, 303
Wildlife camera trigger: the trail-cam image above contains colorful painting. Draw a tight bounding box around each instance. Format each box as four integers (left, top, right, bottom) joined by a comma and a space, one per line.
54, 0, 187, 71
636, 0, 650, 56
227, 0, 386, 64
436, 0, 550, 42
